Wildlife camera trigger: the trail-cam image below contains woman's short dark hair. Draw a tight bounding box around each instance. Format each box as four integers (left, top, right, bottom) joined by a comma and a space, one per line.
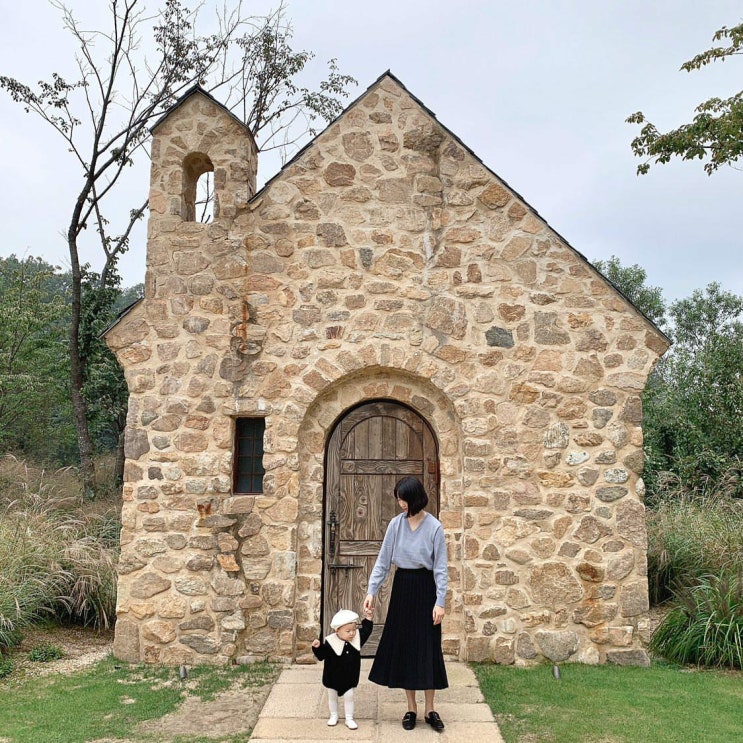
394, 476, 428, 517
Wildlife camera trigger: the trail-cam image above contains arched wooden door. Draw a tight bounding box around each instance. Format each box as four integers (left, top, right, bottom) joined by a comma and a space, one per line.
322, 400, 439, 655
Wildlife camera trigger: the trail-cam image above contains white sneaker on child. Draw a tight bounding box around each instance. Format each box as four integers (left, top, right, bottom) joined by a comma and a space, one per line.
345, 718, 358, 730
327, 715, 338, 726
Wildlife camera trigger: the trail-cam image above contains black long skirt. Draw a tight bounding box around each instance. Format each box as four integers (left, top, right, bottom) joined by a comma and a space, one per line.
368, 568, 448, 690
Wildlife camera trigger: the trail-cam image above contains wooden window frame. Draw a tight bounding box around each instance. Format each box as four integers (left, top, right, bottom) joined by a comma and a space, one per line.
233, 417, 266, 494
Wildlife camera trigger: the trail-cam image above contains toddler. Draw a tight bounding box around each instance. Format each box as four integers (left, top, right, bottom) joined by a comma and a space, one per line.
312, 607, 373, 729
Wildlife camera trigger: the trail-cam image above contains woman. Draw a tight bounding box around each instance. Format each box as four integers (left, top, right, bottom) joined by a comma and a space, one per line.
363, 476, 448, 732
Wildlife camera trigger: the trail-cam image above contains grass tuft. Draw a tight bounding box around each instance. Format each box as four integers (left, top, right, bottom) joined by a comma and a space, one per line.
0, 654, 13, 679
28, 642, 64, 663
0, 454, 119, 649
650, 569, 743, 669
646, 491, 743, 604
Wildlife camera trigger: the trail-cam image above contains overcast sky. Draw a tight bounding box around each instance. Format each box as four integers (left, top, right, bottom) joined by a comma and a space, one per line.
1, 1, 741, 303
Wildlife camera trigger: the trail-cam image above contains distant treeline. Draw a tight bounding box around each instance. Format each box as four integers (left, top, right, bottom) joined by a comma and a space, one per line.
0, 254, 141, 471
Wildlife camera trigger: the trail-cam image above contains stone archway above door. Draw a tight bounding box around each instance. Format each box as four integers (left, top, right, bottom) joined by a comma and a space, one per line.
293, 369, 463, 663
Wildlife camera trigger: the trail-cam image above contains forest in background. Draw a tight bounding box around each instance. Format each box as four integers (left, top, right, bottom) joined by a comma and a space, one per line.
0, 255, 140, 472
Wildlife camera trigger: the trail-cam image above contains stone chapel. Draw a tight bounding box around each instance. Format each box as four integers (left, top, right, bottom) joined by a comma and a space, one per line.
105, 72, 669, 667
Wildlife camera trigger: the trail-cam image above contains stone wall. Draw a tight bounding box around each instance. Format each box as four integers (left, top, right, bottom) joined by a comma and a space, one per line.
106, 75, 668, 667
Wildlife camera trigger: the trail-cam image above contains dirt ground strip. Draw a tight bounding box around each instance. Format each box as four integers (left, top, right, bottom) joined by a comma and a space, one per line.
13, 625, 115, 678
133, 685, 272, 740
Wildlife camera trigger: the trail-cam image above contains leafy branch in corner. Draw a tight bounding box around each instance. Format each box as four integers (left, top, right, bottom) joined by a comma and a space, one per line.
627, 22, 743, 175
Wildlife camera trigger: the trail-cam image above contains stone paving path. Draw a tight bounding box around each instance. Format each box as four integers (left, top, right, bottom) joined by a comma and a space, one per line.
250, 658, 505, 743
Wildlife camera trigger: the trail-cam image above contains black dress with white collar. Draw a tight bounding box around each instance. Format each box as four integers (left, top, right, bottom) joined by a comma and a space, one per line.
312, 619, 373, 695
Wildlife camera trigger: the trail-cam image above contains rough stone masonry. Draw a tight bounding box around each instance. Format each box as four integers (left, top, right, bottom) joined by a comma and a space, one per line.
105, 72, 669, 667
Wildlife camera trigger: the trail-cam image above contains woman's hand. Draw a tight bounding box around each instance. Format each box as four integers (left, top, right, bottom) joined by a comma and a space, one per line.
432, 605, 445, 625
363, 594, 375, 614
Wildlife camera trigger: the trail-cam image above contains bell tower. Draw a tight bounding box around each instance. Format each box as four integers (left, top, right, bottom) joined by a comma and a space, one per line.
145, 86, 258, 296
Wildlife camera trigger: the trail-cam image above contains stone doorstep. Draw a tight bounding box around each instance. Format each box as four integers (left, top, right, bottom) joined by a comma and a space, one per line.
375, 686, 484, 705
322, 684, 379, 718
435, 660, 481, 687
375, 720, 506, 742
251, 721, 505, 743
378, 701, 494, 723
259, 683, 324, 718
252, 661, 504, 742
431, 686, 486, 704
250, 718, 377, 741
273, 666, 325, 684
316, 690, 490, 722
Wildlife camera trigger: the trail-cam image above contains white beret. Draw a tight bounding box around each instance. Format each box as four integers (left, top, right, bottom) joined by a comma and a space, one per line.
330, 609, 359, 629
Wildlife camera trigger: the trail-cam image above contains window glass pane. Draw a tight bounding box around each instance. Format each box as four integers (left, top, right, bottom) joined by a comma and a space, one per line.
234, 417, 265, 494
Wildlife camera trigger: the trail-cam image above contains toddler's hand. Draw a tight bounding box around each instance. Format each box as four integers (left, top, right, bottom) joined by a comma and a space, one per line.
312, 639, 321, 648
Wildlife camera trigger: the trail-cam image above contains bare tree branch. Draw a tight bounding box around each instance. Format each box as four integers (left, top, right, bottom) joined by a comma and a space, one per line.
0, 0, 356, 492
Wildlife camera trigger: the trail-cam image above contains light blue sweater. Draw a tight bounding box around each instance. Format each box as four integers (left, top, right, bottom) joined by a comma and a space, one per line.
367, 512, 448, 607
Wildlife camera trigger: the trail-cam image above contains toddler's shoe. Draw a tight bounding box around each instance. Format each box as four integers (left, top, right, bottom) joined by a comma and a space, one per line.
345, 717, 358, 730
327, 715, 338, 726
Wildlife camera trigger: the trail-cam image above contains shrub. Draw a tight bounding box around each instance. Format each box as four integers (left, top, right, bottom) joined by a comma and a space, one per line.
0, 504, 71, 648
0, 653, 13, 679
0, 456, 119, 642
0, 624, 22, 651
57, 527, 118, 629
650, 569, 743, 669
29, 642, 64, 662
646, 490, 743, 604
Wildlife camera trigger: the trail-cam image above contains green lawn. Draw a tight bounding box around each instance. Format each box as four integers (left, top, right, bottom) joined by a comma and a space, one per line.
473, 661, 743, 743
0, 655, 277, 743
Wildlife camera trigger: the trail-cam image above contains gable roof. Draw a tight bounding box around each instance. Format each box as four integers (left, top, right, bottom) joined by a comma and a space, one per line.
149, 84, 256, 144
254, 71, 670, 345
101, 297, 143, 339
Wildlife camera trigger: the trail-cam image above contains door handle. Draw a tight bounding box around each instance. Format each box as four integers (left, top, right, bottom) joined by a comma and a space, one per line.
329, 563, 363, 569
327, 510, 338, 561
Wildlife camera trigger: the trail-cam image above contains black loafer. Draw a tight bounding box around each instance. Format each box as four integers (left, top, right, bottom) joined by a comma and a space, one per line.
425, 711, 445, 732
402, 711, 416, 730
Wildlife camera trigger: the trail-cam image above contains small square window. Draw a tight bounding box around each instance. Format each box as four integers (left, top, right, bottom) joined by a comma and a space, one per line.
234, 418, 265, 493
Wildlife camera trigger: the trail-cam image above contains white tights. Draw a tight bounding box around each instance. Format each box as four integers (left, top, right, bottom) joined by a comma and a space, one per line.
327, 688, 356, 729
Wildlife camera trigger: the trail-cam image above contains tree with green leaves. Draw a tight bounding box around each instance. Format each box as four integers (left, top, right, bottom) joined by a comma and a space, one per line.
78, 268, 137, 486
593, 256, 742, 499
627, 22, 743, 175
645, 283, 743, 496
1, 0, 355, 494
0, 256, 70, 458
593, 255, 667, 328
